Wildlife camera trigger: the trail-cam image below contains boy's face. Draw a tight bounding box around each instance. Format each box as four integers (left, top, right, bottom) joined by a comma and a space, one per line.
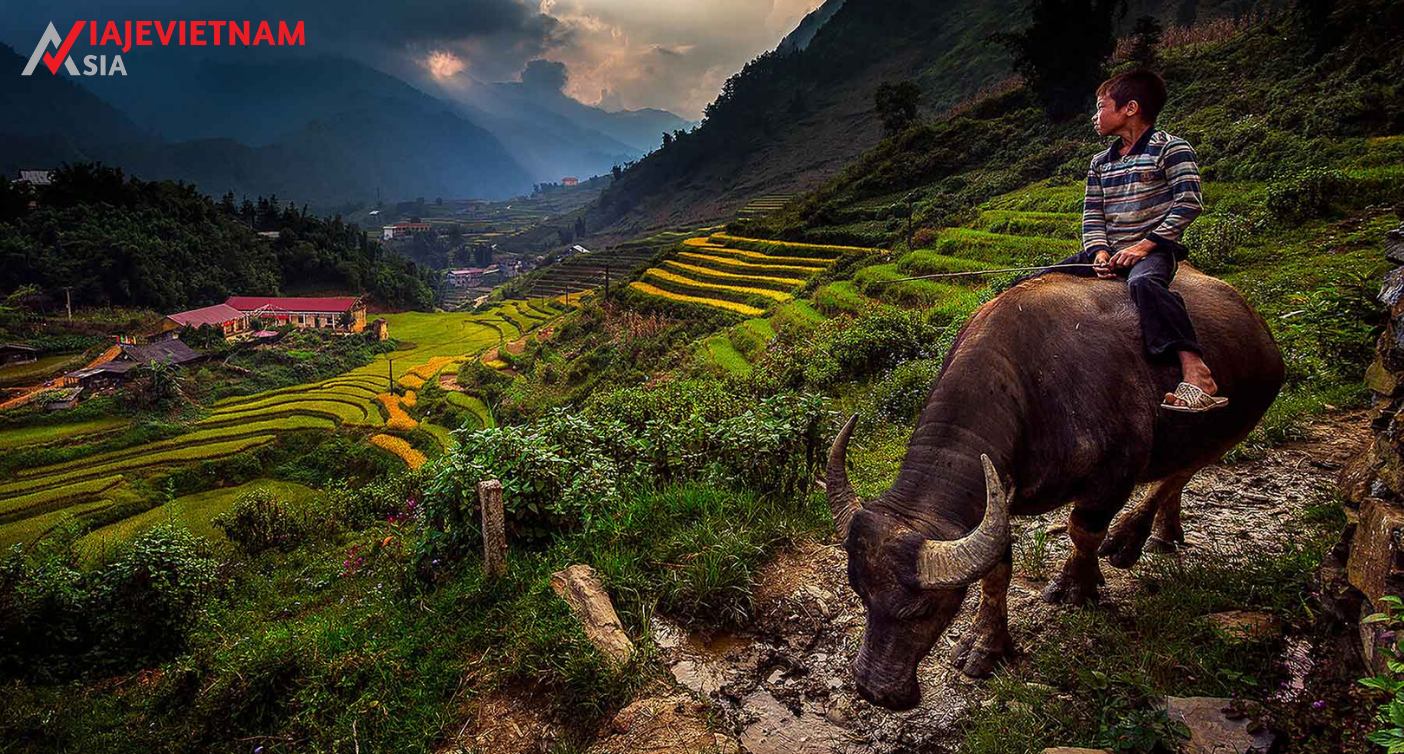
1092, 94, 1138, 136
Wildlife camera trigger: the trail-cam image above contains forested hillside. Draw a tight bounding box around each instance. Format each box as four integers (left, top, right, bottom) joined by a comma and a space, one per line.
0, 164, 434, 311
580, 0, 1271, 238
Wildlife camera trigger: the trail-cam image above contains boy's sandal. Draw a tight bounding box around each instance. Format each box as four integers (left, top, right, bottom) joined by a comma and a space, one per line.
1161, 382, 1229, 413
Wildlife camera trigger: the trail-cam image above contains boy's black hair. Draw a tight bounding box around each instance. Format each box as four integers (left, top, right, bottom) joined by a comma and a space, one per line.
1096, 69, 1167, 123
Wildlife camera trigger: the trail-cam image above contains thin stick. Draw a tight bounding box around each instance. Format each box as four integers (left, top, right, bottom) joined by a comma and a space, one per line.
879, 262, 1100, 283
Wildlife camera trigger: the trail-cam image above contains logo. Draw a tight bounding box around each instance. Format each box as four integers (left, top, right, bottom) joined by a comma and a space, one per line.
22, 22, 86, 76
21, 19, 306, 77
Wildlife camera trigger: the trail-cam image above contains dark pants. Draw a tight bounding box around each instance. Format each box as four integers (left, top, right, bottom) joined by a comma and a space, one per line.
1021, 248, 1202, 359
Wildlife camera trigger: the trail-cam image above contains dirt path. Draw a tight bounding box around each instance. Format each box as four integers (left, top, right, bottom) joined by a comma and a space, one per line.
602, 411, 1371, 753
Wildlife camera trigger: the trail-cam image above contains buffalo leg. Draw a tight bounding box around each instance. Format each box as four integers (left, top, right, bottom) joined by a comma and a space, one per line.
1099, 472, 1194, 567
1146, 481, 1188, 553
949, 548, 1014, 678
1042, 506, 1114, 606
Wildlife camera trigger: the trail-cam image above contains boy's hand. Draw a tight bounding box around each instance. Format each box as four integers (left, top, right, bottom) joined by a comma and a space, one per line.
1108, 239, 1156, 270
1093, 250, 1116, 278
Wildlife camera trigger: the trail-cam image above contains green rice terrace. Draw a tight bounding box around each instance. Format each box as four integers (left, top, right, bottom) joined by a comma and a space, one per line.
0, 299, 570, 550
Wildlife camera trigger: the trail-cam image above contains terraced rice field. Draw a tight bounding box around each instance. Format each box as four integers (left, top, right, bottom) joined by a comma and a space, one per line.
80, 479, 320, 552
629, 233, 876, 317
0, 303, 551, 547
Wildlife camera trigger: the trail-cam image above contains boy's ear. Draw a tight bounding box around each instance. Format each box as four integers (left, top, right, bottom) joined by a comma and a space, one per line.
1124, 99, 1141, 117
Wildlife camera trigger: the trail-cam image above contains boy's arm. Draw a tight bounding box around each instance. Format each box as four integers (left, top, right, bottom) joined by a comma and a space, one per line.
1082, 163, 1111, 258
1147, 139, 1204, 249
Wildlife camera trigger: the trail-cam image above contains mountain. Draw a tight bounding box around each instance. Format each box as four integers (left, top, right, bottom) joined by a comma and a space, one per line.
777, 0, 848, 53
1, 46, 535, 206
443, 60, 693, 182
580, 0, 1258, 239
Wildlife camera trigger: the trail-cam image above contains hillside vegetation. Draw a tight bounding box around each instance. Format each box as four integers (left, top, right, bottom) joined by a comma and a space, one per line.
2, 2, 1402, 753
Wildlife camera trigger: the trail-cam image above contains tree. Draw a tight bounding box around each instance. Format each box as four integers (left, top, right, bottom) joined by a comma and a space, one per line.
874, 81, 922, 136
611, 165, 623, 181
996, 0, 1126, 120
661, 131, 674, 149
1128, 15, 1163, 68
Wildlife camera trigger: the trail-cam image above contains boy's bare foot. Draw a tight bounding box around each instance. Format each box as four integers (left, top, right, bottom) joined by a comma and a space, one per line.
1163, 352, 1218, 407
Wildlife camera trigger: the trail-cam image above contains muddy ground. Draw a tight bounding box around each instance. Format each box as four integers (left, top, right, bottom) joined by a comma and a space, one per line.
446, 411, 1370, 754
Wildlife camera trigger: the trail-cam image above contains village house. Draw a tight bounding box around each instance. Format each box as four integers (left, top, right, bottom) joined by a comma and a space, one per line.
0, 343, 39, 366
160, 303, 251, 339
225, 296, 367, 332
381, 222, 432, 241
561, 176, 579, 187
66, 339, 204, 390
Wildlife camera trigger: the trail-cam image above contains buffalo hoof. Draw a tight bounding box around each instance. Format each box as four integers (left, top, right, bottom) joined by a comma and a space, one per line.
948, 632, 1014, 678
1041, 570, 1101, 606
1144, 535, 1181, 554
1098, 527, 1150, 570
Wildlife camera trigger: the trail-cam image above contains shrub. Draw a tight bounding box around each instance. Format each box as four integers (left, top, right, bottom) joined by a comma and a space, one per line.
0, 522, 216, 679
869, 358, 943, 421
418, 388, 826, 576
1183, 211, 1256, 273
213, 488, 310, 555
1265, 168, 1350, 224
87, 525, 218, 668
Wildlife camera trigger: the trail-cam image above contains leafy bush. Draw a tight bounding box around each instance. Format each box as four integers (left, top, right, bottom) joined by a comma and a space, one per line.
869, 358, 942, 421
0, 522, 216, 679
1275, 270, 1384, 386
418, 387, 826, 575
754, 304, 941, 389
213, 488, 310, 554
1183, 211, 1257, 273
1265, 168, 1350, 224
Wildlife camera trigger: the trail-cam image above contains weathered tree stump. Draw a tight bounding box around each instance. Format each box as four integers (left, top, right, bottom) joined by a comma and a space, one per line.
478, 479, 507, 577
550, 564, 634, 666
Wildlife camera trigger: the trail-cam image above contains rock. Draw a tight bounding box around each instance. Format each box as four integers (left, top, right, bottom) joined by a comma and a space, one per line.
1366, 359, 1400, 397
589, 692, 739, 754
550, 564, 634, 666
1204, 611, 1281, 641
1346, 498, 1404, 604
1386, 223, 1404, 266
1163, 697, 1274, 754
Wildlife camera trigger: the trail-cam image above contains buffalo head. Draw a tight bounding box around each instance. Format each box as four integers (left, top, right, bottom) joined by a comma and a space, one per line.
826, 415, 1012, 710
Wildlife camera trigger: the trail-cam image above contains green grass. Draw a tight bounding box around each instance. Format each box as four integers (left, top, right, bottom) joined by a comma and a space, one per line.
931, 228, 1078, 265
0, 436, 278, 499
894, 250, 997, 278
80, 479, 321, 550
728, 318, 777, 359
979, 181, 1085, 214
770, 300, 826, 332
813, 280, 870, 314
418, 422, 455, 451
0, 353, 85, 387
960, 504, 1341, 753
0, 475, 126, 523
2, 483, 825, 752
853, 263, 977, 306
445, 392, 495, 429
204, 399, 375, 427
0, 417, 129, 450
700, 335, 752, 377
970, 210, 1080, 239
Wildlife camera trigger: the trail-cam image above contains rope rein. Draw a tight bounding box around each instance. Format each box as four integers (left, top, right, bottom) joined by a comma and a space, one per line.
879, 262, 1101, 283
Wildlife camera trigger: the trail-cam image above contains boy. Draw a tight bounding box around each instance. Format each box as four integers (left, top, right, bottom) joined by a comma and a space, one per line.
1037, 69, 1225, 412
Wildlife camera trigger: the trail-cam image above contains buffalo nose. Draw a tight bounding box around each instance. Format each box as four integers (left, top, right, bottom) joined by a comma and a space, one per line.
855, 678, 920, 711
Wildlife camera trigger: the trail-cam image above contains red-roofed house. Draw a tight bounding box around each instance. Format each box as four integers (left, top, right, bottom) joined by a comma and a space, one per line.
225, 296, 367, 332
163, 303, 250, 338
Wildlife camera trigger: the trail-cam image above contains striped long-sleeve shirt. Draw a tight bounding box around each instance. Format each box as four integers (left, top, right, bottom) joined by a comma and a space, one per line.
1082, 128, 1203, 261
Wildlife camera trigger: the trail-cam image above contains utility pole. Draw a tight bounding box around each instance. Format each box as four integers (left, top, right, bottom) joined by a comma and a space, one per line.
62, 286, 72, 320
387, 357, 394, 392
604, 264, 610, 295
905, 192, 916, 251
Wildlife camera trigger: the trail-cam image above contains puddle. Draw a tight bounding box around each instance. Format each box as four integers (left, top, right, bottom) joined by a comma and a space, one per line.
738, 688, 856, 754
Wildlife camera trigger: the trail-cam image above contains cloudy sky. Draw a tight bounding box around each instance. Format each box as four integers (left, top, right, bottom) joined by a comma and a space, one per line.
5, 0, 825, 119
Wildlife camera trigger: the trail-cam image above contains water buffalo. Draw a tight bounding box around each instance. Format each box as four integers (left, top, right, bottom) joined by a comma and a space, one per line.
827, 265, 1284, 710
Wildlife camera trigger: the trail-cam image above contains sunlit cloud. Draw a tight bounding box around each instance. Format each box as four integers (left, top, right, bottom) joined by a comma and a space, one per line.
426, 50, 467, 79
